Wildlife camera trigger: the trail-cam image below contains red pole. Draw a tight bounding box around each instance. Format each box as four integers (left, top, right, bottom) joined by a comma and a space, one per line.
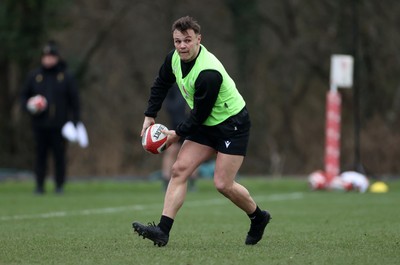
324, 90, 342, 183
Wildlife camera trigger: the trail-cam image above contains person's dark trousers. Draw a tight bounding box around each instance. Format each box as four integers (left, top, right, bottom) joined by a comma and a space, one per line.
33, 127, 66, 192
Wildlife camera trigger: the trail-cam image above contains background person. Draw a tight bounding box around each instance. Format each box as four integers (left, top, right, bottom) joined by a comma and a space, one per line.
133, 16, 270, 247
21, 41, 81, 194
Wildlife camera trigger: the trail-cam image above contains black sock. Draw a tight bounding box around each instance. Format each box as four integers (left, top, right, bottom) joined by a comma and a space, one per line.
248, 206, 263, 223
158, 215, 174, 235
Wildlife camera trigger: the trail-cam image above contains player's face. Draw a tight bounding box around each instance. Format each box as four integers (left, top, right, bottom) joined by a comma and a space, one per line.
173, 29, 201, 62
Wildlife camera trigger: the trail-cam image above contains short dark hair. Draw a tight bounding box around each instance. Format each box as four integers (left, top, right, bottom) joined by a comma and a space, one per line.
171, 16, 201, 34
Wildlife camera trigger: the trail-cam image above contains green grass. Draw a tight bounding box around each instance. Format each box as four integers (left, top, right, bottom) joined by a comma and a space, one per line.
0, 177, 399, 265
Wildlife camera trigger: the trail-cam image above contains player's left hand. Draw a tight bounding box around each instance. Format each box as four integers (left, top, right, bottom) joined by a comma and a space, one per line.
161, 129, 180, 148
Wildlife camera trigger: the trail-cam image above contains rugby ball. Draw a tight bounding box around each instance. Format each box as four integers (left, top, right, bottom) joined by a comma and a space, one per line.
142, 124, 168, 154
308, 170, 327, 190
27, 95, 47, 114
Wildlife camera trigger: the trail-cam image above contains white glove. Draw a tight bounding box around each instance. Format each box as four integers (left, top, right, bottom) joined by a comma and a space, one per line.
76, 122, 89, 148
62, 121, 89, 148
62, 121, 78, 142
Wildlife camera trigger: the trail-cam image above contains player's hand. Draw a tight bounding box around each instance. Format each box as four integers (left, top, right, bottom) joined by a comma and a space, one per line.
141, 116, 155, 137
161, 129, 180, 148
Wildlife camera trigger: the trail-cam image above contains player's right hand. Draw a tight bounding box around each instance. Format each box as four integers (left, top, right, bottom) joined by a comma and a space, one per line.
141, 116, 155, 137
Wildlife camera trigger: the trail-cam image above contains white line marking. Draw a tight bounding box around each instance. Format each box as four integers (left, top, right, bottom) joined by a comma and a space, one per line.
0, 192, 303, 222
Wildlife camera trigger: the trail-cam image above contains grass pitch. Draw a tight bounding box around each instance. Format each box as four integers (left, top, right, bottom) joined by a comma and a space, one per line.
0, 177, 399, 265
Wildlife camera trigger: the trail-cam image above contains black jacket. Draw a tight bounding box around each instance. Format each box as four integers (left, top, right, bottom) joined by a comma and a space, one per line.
21, 61, 80, 129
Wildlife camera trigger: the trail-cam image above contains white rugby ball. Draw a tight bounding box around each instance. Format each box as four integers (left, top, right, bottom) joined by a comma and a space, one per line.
27, 95, 47, 114
308, 170, 327, 190
142, 124, 168, 154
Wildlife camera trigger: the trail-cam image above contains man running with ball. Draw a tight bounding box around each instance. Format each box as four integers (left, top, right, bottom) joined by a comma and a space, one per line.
133, 16, 271, 247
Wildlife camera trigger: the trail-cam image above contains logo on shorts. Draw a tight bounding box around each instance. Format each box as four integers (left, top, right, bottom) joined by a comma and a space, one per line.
224, 141, 231, 148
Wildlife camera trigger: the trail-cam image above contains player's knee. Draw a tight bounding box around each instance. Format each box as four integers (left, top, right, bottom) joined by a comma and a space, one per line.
170, 161, 187, 179
214, 179, 232, 195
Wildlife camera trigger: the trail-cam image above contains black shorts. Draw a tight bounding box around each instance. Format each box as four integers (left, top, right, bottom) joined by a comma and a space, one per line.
186, 107, 251, 156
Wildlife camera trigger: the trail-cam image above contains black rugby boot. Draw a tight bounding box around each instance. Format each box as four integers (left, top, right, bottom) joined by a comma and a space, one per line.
245, 210, 271, 245
132, 221, 169, 247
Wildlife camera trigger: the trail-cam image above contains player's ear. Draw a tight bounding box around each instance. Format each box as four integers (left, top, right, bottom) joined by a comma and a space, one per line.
197, 34, 202, 43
